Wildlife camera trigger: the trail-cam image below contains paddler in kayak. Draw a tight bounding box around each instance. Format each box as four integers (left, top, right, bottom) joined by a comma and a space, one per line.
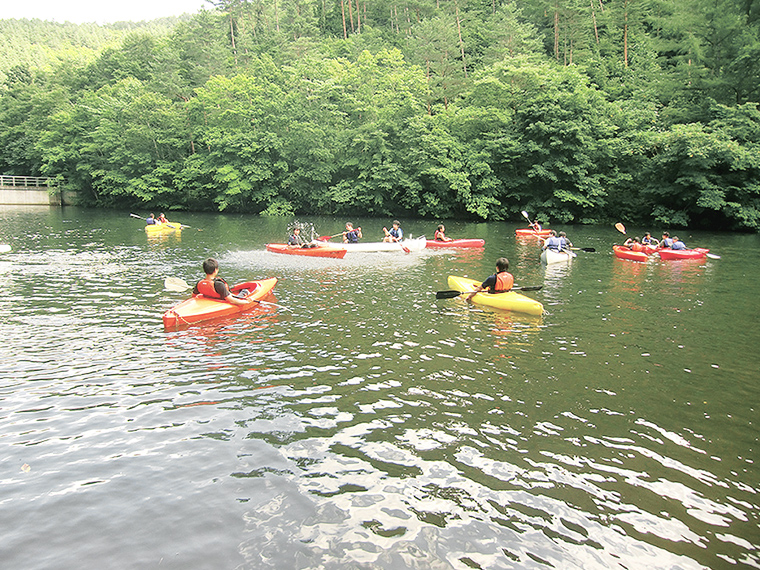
434, 224, 454, 242
342, 222, 362, 243
466, 258, 514, 300
287, 226, 316, 248
642, 232, 659, 246
382, 220, 403, 242
623, 236, 645, 251
193, 258, 252, 305
658, 232, 674, 249
671, 236, 687, 250
542, 230, 571, 252
146, 213, 157, 225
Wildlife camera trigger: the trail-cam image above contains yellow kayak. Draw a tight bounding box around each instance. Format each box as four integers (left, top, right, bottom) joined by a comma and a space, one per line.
145, 221, 182, 234
447, 276, 544, 316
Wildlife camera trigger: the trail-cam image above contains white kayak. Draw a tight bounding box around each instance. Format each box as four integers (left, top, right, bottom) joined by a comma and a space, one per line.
340, 236, 427, 253
540, 248, 577, 264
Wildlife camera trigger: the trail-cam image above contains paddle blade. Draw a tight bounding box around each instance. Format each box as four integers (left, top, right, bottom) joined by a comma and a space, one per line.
615, 222, 626, 234
514, 285, 543, 292
318, 236, 332, 241
521, 211, 531, 220
705, 253, 721, 259
436, 290, 465, 299
165, 277, 191, 292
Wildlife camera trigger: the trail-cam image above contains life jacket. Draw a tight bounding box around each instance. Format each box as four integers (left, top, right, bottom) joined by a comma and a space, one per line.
491, 272, 514, 293
434, 230, 445, 241
346, 230, 359, 243
631, 243, 644, 252
196, 278, 224, 299
545, 236, 562, 251
389, 227, 402, 240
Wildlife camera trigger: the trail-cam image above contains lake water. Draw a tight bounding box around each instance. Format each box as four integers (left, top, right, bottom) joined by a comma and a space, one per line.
1, 206, 758, 569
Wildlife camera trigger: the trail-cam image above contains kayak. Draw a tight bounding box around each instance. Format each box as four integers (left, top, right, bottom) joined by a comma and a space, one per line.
0, 244, 11, 253
426, 238, 485, 248
658, 247, 709, 260
162, 277, 278, 329
447, 276, 544, 316
340, 236, 427, 253
540, 249, 577, 264
516, 228, 552, 237
613, 245, 651, 262
266, 243, 347, 258
145, 221, 182, 234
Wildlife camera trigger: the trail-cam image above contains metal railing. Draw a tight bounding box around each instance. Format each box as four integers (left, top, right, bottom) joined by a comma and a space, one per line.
0, 175, 57, 188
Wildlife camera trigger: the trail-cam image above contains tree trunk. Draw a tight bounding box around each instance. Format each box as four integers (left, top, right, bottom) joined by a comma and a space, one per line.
341, 0, 348, 38
455, 3, 467, 78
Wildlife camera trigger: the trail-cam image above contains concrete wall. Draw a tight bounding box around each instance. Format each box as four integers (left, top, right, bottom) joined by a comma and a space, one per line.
0, 188, 77, 206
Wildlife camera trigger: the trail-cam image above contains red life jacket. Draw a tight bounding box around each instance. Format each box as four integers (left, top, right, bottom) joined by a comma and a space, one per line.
196, 278, 223, 299
493, 272, 514, 293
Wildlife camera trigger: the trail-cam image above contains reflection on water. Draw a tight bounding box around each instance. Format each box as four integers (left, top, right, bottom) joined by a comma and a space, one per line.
1, 209, 758, 570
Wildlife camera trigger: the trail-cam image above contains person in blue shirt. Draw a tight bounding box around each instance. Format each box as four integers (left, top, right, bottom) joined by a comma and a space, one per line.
542, 230, 563, 252
659, 232, 674, 249
342, 222, 362, 243
557, 231, 573, 251
671, 236, 687, 250
383, 220, 403, 243
642, 232, 659, 246
146, 213, 156, 225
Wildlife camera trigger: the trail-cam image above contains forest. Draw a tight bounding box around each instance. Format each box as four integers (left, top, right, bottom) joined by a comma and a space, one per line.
1, 0, 759, 230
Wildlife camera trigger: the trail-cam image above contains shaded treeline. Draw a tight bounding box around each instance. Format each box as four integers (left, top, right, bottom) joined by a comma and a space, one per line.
1, 0, 759, 229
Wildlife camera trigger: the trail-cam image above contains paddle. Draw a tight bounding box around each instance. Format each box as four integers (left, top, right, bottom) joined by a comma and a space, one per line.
705, 252, 721, 259
615, 222, 626, 234
570, 247, 596, 252
521, 210, 542, 230
436, 285, 543, 299
164, 277, 289, 310
318, 233, 344, 241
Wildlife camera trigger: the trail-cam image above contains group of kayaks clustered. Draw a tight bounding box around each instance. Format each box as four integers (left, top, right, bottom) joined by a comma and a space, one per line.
143, 213, 715, 330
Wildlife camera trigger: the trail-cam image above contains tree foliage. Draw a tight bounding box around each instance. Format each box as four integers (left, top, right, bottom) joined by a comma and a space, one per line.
1, 0, 759, 230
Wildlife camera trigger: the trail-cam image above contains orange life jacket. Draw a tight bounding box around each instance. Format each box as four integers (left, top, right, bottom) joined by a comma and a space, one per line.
196, 278, 223, 299
631, 243, 644, 252
493, 272, 514, 293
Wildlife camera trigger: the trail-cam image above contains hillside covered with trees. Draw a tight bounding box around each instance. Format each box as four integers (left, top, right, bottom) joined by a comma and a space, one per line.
1, 0, 759, 230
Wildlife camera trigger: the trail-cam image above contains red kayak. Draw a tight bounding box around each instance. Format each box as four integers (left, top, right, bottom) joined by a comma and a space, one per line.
426, 238, 485, 248
658, 247, 709, 260
266, 243, 347, 258
515, 228, 552, 237
163, 277, 278, 329
613, 245, 651, 262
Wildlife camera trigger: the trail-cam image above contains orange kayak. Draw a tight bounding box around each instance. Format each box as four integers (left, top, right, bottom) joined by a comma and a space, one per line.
515, 228, 552, 237
162, 277, 278, 329
658, 248, 709, 260
266, 243, 347, 258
